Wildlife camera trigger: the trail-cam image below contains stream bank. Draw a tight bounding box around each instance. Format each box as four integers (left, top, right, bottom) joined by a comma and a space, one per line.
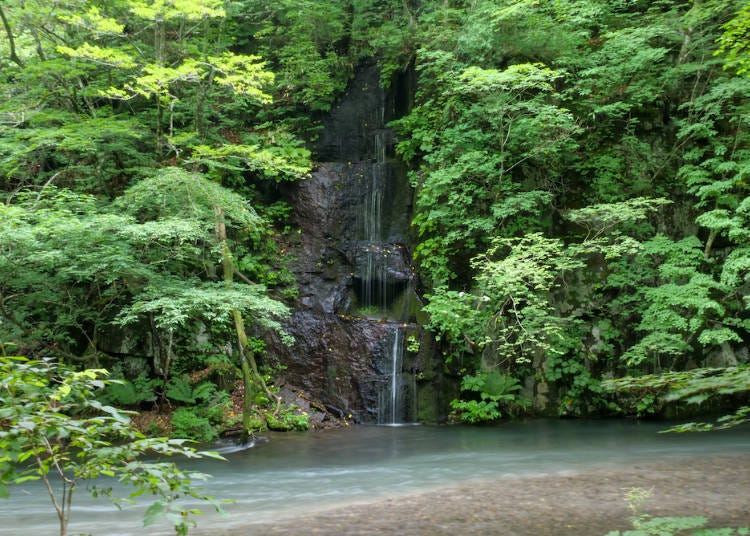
202, 454, 750, 535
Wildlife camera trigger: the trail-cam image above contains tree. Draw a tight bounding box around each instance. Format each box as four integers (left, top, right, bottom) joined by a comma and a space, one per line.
0, 356, 227, 536
0, 168, 292, 436
716, 2, 750, 76
113, 168, 293, 435
394, 55, 579, 286
0, 0, 311, 197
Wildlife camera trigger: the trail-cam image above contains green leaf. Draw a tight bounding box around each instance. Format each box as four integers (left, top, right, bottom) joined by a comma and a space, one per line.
143, 501, 165, 526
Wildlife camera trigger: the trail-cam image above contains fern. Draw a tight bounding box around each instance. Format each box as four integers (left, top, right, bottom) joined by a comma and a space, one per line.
166, 376, 197, 404
101, 375, 161, 407
166, 377, 217, 404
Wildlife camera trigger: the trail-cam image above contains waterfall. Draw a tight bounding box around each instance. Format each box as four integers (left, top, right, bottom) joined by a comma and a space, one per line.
355, 91, 416, 424
378, 326, 406, 425
358, 128, 391, 314
282, 61, 424, 424
360, 154, 384, 311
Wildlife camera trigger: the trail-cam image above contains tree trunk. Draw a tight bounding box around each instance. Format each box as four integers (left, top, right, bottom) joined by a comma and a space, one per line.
704, 228, 718, 259
154, 17, 166, 156
0, 6, 24, 67
214, 206, 274, 440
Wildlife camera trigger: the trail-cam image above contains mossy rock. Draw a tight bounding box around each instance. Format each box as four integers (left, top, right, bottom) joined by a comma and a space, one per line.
266, 412, 310, 431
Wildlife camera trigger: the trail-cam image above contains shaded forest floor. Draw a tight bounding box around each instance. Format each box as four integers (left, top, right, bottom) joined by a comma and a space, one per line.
202, 454, 750, 536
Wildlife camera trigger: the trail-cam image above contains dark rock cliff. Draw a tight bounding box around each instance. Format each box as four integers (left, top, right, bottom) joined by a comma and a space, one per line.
271, 62, 439, 422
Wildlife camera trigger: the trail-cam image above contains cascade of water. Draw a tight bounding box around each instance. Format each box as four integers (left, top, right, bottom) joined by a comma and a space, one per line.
345, 68, 415, 423
280, 62, 423, 424
389, 326, 402, 424
359, 129, 391, 313
378, 326, 405, 425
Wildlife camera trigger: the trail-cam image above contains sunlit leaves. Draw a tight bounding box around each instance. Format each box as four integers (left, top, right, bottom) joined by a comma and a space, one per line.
57, 43, 137, 69
566, 198, 671, 240
58, 6, 125, 35
106, 55, 274, 104
0, 0, 309, 196
128, 0, 225, 21
716, 2, 750, 76
187, 141, 311, 182
426, 233, 583, 368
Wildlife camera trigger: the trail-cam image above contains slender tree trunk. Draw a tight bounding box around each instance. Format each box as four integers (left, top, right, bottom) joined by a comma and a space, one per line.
214, 207, 274, 439
154, 16, 166, 156
704, 228, 718, 259
149, 313, 164, 378
28, 25, 46, 62
0, 6, 24, 67
195, 70, 215, 142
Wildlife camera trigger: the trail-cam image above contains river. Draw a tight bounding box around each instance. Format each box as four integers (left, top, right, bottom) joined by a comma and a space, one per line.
1, 419, 748, 535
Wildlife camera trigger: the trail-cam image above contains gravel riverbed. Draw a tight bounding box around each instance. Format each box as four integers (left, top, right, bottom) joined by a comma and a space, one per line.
202, 454, 750, 536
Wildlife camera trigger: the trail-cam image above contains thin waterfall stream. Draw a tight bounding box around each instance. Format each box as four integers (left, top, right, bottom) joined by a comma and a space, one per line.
360, 136, 413, 425
341, 69, 416, 425
378, 326, 407, 425
389, 328, 401, 424
282, 61, 421, 424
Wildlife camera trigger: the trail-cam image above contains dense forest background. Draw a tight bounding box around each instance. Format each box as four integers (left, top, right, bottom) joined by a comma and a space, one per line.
1, 0, 749, 435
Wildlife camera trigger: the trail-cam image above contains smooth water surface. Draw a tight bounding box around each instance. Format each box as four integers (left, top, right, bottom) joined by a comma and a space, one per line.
2, 419, 748, 535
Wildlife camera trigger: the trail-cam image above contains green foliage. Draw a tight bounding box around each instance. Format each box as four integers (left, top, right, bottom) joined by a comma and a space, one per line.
450, 371, 527, 424
425, 234, 579, 366
170, 408, 218, 443
394, 49, 579, 285
0, 171, 291, 372
115, 167, 260, 230
165, 376, 231, 441
716, 3, 750, 76
604, 366, 750, 426
620, 236, 736, 367
406, 335, 420, 354
605, 516, 734, 536
0, 0, 313, 196
605, 487, 750, 536
265, 405, 310, 432
166, 377, 215, 405
0, 356, 228, 535
566, 198, 671, 244
237, 0, 352, 117
0, 189, 142, 354
102, 374, 162, 407
352, 0, 418, 84
2, 0, 750, 425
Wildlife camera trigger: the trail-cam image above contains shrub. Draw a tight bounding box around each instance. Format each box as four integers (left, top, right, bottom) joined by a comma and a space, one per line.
170, 407, 218, 442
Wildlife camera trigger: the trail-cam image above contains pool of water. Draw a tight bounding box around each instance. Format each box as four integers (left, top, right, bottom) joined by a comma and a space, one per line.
2, 419, 748, 535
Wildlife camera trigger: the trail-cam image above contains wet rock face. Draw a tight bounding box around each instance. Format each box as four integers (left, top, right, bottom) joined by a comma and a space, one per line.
316, 62, 397, 164
351, 244, 413, 284
273, 62, 419, 421
288, 162, 356, 316
270, 311, 389, 421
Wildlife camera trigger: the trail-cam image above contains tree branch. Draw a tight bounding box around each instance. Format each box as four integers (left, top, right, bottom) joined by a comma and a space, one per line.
0, 5, 24, 67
